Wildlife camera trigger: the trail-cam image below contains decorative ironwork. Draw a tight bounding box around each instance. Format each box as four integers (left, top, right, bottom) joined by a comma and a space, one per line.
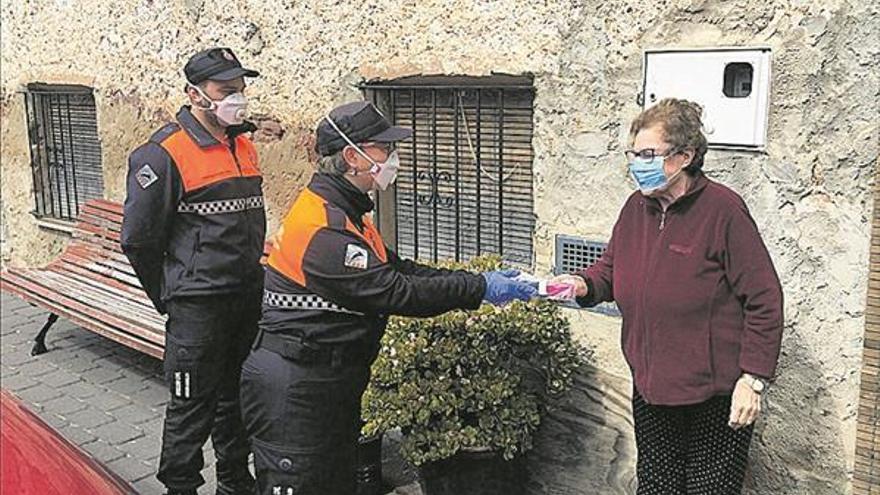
416, 171, 454, 207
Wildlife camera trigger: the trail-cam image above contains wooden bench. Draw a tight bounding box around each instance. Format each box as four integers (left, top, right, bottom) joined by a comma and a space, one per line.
1, 200, 166, 359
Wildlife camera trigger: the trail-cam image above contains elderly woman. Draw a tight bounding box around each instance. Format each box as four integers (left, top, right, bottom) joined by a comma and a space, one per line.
556, 98, 783, 494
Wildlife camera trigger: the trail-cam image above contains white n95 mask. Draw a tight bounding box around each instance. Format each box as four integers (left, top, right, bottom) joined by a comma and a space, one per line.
370, 151, 400, 191
190, 83, 248, 126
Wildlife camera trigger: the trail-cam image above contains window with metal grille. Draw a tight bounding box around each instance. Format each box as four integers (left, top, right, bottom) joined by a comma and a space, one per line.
360, 76, 535, 268
24, 84, 104, 221
555, 235, 620, 316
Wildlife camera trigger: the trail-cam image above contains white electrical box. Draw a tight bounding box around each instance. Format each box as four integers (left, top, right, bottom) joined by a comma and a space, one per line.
642, 47, 772, 150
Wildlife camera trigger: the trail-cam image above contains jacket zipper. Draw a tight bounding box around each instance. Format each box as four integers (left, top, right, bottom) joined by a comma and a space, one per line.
229, 139, 254, 280
229, 138, 244, 176
641, 207, 671, 399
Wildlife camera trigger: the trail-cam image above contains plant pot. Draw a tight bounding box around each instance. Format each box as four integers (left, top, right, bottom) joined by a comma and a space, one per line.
356, 433, 383, 495
417, 448, 526, 495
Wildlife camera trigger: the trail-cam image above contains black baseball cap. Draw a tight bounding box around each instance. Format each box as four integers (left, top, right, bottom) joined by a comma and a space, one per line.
184, 47, 260, 85
316, 101, 412, 156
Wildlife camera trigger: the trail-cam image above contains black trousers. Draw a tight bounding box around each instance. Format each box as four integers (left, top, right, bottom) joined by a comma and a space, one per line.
633, 390, 754, 495
157, 292, 261, 491
240, 345, 372, 495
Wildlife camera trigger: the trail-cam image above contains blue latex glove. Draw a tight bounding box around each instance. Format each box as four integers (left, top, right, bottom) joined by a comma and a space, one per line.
482, 269, 539, 306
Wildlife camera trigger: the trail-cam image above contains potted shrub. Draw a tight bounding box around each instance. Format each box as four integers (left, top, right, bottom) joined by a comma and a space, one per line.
362, 257, 588, 495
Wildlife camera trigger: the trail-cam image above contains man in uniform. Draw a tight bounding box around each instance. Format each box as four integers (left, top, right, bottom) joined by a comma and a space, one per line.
121, 47, 265, 495
239, 101, 537, 494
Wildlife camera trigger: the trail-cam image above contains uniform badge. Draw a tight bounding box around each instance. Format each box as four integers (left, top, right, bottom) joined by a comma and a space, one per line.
344, 244, 369, 270
136, 164, 158, 189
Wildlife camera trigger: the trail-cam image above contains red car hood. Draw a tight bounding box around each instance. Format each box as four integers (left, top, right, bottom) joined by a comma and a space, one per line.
1, 389, 137, 495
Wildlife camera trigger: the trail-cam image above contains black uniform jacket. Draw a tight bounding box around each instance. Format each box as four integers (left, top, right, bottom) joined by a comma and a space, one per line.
121, 106, 266, 313
261, 173, 486, 346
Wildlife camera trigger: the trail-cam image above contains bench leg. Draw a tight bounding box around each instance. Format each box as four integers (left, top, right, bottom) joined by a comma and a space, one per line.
31, 313, 59, 356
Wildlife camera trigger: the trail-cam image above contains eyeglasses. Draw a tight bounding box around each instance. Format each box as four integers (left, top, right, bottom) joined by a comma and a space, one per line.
623, 147, 679, 162
362, 142, 396, 154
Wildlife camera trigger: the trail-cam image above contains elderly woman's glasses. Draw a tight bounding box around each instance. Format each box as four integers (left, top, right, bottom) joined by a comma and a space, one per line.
624, 148, 679, 162
363, 142, 396, 154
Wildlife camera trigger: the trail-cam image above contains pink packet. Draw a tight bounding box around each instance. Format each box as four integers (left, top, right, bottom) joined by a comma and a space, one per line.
538, 281, 576, 301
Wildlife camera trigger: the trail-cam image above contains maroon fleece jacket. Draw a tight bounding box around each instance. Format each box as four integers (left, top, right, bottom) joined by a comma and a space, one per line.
577, 173, 783, 406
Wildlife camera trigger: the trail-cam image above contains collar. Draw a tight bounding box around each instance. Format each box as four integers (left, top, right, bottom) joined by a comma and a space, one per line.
176, 106, 257, 148
645, 172, 709, 212
308, 173, 375, 228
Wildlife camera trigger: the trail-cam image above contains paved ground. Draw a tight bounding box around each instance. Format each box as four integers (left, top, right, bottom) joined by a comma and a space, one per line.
1, 291, 423, 495
1, 292, 215, 494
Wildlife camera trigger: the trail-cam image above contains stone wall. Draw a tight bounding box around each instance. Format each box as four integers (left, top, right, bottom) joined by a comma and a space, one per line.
2, 1, 878, 493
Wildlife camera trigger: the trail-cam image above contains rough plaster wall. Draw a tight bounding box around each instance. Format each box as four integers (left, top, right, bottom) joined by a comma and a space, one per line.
0, 96, 65, 267
1, 1, 878, 493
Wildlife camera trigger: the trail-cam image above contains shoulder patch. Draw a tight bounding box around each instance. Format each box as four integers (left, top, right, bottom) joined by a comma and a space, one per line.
136, 164, 159, 189
344, 244, 369, 270
149, 122, 181, 144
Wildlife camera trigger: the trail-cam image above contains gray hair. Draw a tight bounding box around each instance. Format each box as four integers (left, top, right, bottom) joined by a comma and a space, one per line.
316, 150, 349, 175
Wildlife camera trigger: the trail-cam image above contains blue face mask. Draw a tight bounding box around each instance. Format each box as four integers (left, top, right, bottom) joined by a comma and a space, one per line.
628, 156, 669, 194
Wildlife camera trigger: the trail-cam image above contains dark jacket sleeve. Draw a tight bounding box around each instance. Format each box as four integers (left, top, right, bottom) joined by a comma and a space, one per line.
724, 203, 784, 379
301, 229, 486, 317
387, 248, 460, 278
120, 142, 182, 314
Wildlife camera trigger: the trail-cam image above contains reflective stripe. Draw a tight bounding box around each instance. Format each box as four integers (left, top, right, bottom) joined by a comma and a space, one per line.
178, 195, 264, 215
263, 290, 364, 316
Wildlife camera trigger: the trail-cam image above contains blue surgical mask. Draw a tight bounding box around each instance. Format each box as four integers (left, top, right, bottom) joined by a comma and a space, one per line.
628, 156, 669, 194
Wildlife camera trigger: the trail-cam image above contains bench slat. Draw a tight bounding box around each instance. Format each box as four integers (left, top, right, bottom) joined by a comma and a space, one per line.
28, 270, 165, 332
62, 245, 140, 279
51, 260, 148, 299
0, 279, 163, 359
75, 222, 122, 246
2, 270, 164, 345
45, 265, 164, 324
82, 199, 124, 217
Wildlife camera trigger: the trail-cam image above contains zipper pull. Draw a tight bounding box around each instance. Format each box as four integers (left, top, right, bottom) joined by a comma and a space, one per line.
659, 212, 666, 231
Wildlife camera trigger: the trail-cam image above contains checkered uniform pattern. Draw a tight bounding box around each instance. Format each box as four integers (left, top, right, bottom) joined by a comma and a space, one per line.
263, 290, 364, 316
178, 195, 264, 215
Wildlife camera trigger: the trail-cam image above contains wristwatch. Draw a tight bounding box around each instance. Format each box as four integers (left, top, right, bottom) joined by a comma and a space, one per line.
742, 373, 768, 394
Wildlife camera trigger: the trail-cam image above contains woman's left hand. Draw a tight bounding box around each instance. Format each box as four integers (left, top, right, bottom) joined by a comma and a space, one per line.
729, 377, 761, 429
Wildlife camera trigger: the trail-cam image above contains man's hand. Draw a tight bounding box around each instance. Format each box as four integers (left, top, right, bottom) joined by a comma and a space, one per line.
729, 376, 761, 429
550, 274, 588, 298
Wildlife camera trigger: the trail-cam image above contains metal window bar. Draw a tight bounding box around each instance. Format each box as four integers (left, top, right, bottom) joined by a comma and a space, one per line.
431, 89, 439, 262
360, 81, 535, 268
23, 86, 103, 221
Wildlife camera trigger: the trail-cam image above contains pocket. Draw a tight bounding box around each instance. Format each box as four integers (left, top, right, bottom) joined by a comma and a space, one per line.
251, 437, 337, 495
285, 374, 363, 451
163, 332, 215, 400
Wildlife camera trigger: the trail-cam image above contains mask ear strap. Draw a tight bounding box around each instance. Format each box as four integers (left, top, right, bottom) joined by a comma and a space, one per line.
324, 115, 379, 176
188, 82, 215, 110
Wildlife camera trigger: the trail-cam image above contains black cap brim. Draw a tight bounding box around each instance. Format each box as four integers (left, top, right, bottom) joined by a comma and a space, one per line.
368, 126, 413, 143
208, 67, 260, 81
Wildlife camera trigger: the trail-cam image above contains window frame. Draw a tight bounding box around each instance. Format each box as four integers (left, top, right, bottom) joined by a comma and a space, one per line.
23, 84, 103, 222
360, 75, 536, 269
